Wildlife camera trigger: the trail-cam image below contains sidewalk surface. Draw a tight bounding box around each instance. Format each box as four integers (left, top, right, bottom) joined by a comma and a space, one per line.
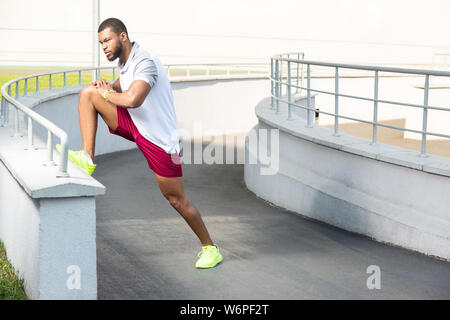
94, 142, 450, 300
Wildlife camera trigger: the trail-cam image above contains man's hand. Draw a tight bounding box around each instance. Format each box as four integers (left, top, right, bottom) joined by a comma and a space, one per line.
91, 78, 110, 88
93, 78, 113, 97
89, 77, 149, 108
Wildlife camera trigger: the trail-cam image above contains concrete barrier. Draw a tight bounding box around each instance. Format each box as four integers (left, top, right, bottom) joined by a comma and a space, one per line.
0, 127, 104, 299
244, 96, 450, 261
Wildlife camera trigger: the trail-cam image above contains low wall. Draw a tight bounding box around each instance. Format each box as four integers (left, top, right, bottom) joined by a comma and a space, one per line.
244, 96, 450, 261
0, 127, 104, 299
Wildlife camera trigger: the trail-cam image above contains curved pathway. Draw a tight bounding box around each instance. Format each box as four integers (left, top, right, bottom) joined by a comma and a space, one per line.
94, 142, 450, 299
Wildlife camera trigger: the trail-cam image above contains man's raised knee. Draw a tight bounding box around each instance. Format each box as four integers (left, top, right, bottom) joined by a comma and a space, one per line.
80, 83, 97, 98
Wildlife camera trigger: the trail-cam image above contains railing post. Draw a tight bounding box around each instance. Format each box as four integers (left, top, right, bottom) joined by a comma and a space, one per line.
36, 76, 39, 92
5, 84, 11, 126
49, 74, 52, 89
24, 78, 28, 96
27, 117, 34, 150
421, 75, 430, 157
306, 64, 313, 128
56, 134, 69, 177
279, 60, 283, 97
64, 72, 67, 87
79, 71, 82, 85
14, 82, 20, 136
14, 108, 20, 137
44, 131, 56, 166
113, 67, 116, 81
296, 53, 300, 94
300, 55, 305, 96
334, 67, 340, 136
372, 70, 379, 144
270, 58, 274, 110
276, 59, 280, 114
0, 98, 5, 127
287, 60, 292, 119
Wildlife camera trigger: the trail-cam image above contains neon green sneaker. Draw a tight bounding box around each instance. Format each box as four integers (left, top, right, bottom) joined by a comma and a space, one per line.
195, 245, 223, 269
56, 144, 96, 175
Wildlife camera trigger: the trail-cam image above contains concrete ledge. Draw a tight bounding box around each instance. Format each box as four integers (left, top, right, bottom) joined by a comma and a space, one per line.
255, 96, 450, 178
245, 96, 450, 261
0, 129, 105, 199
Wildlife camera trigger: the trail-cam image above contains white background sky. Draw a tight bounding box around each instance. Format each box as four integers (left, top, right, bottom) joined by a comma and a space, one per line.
1, 0, 450, 66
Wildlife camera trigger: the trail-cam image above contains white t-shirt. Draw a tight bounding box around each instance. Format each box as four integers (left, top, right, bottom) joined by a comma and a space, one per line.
118, 42, 180, 154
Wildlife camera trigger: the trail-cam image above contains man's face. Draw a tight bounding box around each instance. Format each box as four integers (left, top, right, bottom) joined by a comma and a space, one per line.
98, 28, 123, 62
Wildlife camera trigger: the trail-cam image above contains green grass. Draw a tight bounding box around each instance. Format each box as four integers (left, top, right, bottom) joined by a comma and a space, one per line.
0, 240, 27, 300
0, 71, 114, 101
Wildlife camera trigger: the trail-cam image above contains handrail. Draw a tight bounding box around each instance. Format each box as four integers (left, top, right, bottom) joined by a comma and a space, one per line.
0, 62, 276, 177
270, 53, 450, 157
273, 56, 450, 77
0, 66, 118, 177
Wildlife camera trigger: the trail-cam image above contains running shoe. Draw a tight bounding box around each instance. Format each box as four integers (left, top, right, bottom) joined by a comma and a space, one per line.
56, 144, 96, 175
195, 245, 223, 269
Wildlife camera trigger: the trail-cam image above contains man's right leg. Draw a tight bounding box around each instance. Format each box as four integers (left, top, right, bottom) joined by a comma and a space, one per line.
78, 83, 118, 162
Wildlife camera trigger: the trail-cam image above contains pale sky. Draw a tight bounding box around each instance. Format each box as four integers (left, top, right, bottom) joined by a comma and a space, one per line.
1, 0, 450, 66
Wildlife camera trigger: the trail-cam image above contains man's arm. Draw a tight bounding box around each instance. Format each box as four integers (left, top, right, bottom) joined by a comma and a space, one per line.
96, 78, 150, 108
111, 78, 122, 93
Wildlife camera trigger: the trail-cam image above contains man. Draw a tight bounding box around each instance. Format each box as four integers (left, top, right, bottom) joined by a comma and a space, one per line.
58, 17, 222, 269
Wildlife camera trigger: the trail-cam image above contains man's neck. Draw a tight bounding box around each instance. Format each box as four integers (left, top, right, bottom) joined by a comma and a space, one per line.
119, 41, 134, 65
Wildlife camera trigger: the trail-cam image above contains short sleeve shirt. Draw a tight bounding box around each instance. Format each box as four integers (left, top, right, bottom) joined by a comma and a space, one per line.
118, 42, 180, 154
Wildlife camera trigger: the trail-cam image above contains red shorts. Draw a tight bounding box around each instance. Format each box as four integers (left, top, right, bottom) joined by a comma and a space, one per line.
109, 106, 183, 178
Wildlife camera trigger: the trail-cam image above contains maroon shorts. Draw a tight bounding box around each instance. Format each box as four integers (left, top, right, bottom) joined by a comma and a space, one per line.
109, 106, 183, 178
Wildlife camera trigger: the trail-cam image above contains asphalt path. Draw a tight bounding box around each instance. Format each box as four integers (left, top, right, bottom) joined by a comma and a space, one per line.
94, 142, 450, 300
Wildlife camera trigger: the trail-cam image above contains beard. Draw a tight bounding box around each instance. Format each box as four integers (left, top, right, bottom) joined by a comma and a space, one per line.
108, 42, 122, 61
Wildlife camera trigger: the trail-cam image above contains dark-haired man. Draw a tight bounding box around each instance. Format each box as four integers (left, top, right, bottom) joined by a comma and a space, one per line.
59, 17, 222, 269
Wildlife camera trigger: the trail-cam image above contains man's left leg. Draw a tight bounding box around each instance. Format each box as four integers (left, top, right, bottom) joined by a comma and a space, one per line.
155, 174, 213, 246
155, 173, 223, 268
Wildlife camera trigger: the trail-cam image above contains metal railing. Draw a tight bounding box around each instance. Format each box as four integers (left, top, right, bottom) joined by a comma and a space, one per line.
0, 63, 273, 177
270, 53, 450, 157
0, 66, 118, 177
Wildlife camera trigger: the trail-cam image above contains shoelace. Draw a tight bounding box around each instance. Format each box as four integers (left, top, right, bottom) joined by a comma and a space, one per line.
197, 246, 217, 258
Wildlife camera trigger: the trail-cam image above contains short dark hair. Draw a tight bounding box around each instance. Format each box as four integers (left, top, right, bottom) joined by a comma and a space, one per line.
98, 18, 128, 36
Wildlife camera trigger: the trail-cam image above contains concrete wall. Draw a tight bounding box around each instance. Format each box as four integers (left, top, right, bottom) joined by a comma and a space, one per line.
0, 160, 40, 298
0, 89, 105, 299
0, 160, 97, 299
244, 96, 450, 260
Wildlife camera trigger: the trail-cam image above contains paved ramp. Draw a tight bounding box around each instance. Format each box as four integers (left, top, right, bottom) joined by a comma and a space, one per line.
94, 142, 450, 299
